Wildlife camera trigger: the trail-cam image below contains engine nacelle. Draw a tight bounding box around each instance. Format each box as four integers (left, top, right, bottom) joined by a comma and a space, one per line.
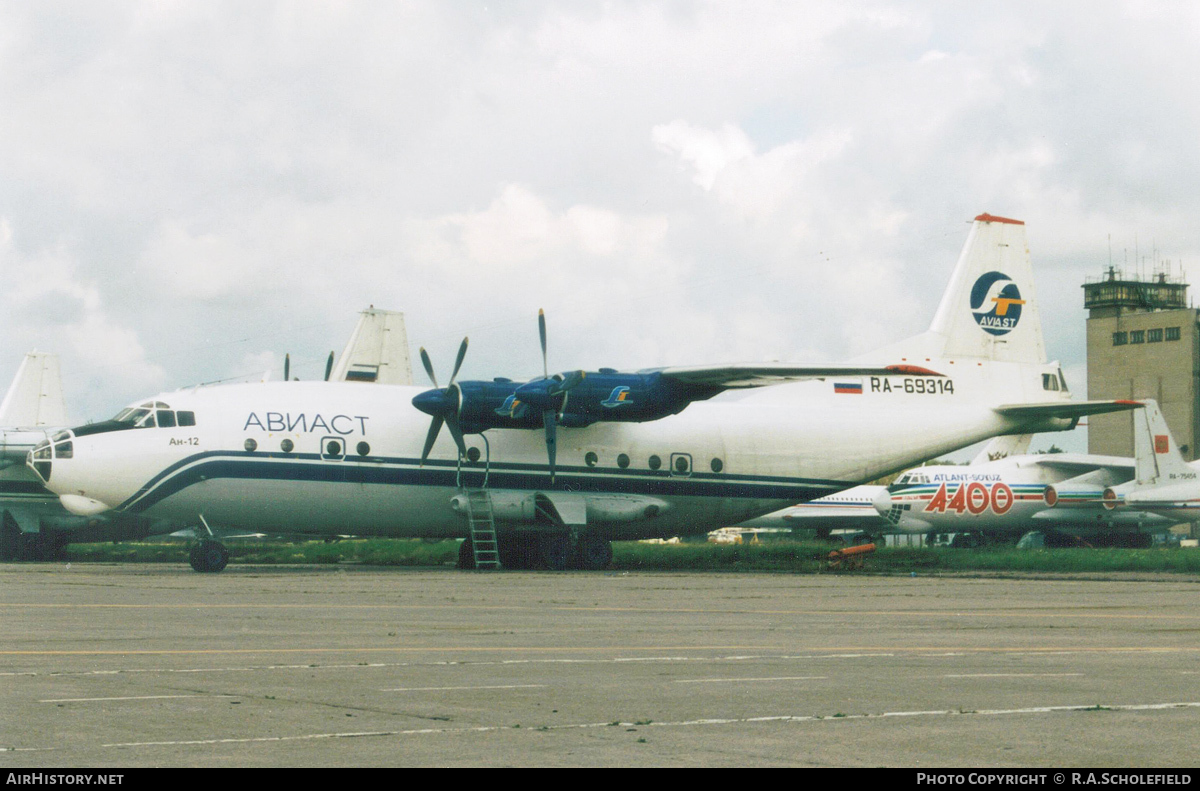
450, 490, 670, 526
1043, 484, 1105, 508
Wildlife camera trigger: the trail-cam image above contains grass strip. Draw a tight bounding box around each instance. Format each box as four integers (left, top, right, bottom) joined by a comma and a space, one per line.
58, 539, 1200, 574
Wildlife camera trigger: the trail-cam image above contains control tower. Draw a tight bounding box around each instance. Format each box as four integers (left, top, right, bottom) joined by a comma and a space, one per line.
1084, 266, 1198, 459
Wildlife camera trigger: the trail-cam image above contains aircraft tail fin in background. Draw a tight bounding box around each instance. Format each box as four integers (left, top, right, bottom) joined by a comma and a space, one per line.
1133, 400, 1191, 486
0, 351, 67, 427
329, 307, 414, 385
970, 433, 1034, 465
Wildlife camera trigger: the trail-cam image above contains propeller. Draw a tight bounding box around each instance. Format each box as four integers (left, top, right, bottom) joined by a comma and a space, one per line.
283, 354, 290, 382
411, 338, 470, 464
519, 310, 585, 482
324, 351, 334, 381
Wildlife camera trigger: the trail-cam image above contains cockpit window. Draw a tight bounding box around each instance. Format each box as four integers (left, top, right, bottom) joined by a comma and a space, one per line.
114, 407, 156, 428
72, 401, 196, 438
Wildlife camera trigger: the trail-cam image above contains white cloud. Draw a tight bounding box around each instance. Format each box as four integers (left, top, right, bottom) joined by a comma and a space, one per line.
1, 1, 1200, 423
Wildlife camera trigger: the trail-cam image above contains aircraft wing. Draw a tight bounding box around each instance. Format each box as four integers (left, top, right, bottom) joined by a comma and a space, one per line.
1019, 454, 1136, 477
653, 363, 936, 389
994, 400, 1142, 420
740, 485, 890, 529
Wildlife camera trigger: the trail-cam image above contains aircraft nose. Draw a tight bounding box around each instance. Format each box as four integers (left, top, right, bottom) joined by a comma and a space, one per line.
872, 488, 893, 516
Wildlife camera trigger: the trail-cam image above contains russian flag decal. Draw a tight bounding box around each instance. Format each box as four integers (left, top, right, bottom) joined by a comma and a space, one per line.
834, 382, 862, 394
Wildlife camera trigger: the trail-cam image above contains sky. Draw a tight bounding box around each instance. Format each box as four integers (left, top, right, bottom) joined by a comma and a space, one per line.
2, 1, 1199, 455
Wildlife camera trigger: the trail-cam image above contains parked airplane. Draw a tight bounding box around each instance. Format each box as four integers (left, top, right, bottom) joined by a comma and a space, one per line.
873, 405, 1178, 547
31, 214, 1140, 572
1055, 399, 1200, 525
3, 308, 410, 561
742, 434, 1034, 538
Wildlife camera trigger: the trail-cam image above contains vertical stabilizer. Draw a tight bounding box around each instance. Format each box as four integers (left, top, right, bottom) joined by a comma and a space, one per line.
0, 352, 67, 427
970, 433, 1034, 465
1133, 400, 1190, 485
927, 214, 1046, 364
328, 307, 414, 385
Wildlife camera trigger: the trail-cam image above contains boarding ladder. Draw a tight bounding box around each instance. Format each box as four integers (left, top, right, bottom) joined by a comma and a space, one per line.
456, 435, 499, 569
463, 488, 501, 570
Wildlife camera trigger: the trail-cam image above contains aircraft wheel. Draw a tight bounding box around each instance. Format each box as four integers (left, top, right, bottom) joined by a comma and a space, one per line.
0, 517, 20, 561
539, 534, 572, 571
498, 536, 538, 569
578, 536, 613, 571
189, 540, 229, 573
457, 538, 476, 570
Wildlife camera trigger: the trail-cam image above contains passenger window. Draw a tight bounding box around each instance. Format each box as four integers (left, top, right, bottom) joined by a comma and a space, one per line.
158, 410, 177, 428
177, 411, 196, 427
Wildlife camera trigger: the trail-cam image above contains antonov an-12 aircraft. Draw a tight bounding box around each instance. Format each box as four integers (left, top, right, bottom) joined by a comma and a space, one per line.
31, 214, 1139, 571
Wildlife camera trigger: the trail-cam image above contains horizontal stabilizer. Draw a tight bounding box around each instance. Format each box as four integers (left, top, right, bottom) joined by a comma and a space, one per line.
994, 400, 1142, 421
654, 363, 934, 390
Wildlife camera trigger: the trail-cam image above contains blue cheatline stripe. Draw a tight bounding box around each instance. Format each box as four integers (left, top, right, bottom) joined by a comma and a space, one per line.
116, 451, 853, 514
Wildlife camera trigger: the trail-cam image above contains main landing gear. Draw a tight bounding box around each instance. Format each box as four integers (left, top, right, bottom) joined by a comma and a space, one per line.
459, 533, 613, 571
189, 539, 229, 573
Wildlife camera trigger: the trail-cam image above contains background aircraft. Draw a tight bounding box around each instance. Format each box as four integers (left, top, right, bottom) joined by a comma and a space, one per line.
5, 308, 409, 561
1059, 400, 1200, 526
34, 214, 1141, 572
873, 406, 1175, 548
740, 434, 1034, 540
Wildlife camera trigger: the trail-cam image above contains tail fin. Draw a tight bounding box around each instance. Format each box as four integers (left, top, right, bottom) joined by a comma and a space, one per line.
857, 214, 1047, 365
1133, 399, 1190, 485
927, 214, 1046, 364
970, 433, 1034, 465
0, 351, 67, 427
328, 307, 414, 385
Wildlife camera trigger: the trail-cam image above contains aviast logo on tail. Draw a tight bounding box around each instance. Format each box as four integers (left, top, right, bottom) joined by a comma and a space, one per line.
971, 271, 1025, 336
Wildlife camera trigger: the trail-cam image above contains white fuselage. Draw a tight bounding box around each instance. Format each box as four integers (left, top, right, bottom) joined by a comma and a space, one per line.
38, 361, 1073, 541
878, 457, 1172, 536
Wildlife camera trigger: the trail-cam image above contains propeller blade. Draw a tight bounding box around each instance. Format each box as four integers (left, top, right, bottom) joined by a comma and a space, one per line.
449, 337, 468, 386
283, 354, 290, 382
324, 352, 334, 381
419, 347, 439, 388
420, 415, 444, 464
542, 408, 558, 483
538, 309, 548, 379
446, 416, 468, 459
